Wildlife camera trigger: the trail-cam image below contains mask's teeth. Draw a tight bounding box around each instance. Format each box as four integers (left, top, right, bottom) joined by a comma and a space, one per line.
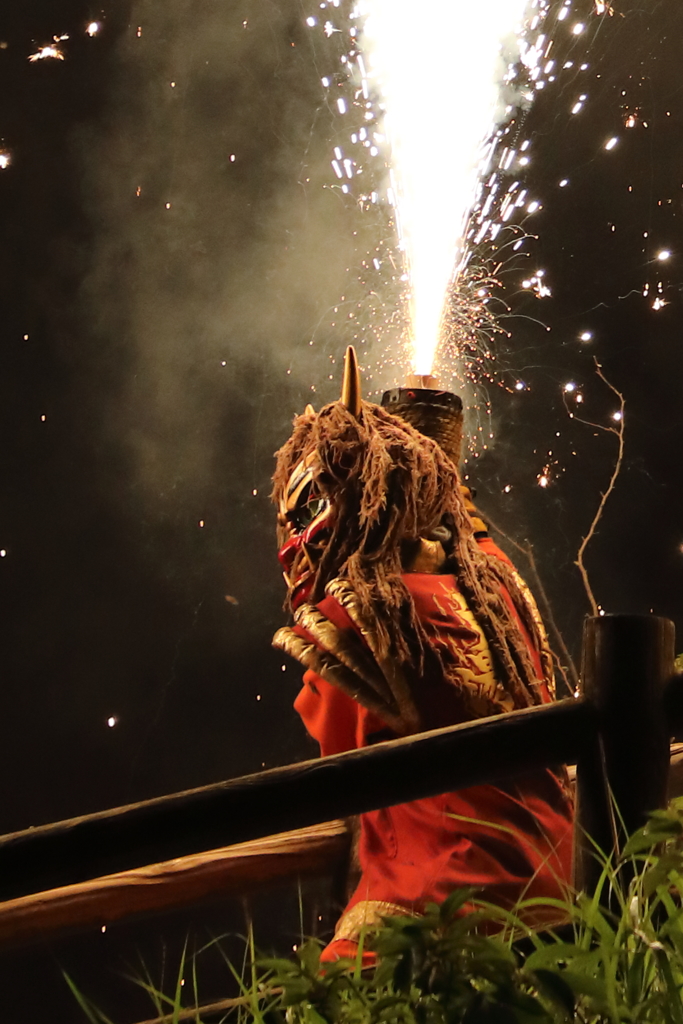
301, 543, 316, 571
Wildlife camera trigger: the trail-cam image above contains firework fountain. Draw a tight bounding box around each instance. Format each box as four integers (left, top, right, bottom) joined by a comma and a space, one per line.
359, 0, 547, 379
343, 0, 552, 462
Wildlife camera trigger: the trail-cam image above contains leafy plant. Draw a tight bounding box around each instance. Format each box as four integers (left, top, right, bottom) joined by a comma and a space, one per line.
254, 800, 683, 1024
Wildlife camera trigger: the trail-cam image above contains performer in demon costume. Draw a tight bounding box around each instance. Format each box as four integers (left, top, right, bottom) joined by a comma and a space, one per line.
272, 348, 573, 963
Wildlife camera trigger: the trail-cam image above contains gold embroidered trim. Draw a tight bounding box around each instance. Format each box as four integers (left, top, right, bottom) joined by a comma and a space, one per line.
333, 900, 418, 942
508, 567, 556, 699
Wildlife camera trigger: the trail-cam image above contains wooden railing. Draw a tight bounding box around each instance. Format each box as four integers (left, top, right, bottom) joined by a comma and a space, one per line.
0, 614, 680, 949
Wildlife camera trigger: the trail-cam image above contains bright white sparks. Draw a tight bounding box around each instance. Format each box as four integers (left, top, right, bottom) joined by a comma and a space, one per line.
86, 22, 101, 36
359, 0, 537, 375
29, 44, 65, 62
0, 152, 11, 170
521, 269, 551, 297
604, 136, 619, 150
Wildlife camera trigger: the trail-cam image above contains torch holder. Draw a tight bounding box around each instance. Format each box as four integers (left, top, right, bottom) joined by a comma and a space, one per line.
381, 387, 464, 466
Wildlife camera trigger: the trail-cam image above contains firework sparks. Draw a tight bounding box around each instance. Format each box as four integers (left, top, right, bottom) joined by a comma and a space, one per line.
304, 0, 587, 400
521, 270, 552, 298
29, 45, 64, 62
29, 36, 68, 62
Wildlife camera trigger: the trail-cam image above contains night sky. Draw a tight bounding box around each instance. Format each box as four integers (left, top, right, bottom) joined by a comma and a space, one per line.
1, 0, 682, 1019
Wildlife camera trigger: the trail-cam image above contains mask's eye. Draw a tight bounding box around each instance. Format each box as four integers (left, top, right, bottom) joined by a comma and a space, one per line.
287, 482, 329, 533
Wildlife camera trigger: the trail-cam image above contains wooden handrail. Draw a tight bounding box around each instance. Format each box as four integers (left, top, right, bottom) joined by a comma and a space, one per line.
2, 746, 683, 953
0, 697, 592, 903
0, 821, 350, 952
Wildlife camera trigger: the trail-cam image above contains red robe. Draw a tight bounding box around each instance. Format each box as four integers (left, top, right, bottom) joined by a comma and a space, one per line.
294, 538, 574, 961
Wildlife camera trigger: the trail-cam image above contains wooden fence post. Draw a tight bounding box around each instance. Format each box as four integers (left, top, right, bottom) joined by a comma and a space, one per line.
574, 614, 675, 893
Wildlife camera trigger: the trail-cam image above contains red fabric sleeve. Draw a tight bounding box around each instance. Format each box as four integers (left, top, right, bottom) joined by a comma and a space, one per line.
294, 669, 391, 757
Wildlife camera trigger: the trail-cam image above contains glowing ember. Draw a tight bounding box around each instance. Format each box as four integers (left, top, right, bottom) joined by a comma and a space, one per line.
86, 22, 101, 37
521, 270, 551, 298
29, 44, 65, 62
0, 152, 11, 170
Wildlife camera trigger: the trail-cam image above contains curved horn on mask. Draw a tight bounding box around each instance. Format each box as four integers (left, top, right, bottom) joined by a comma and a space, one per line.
304, 404, 316, 417
340, 345, 362, 417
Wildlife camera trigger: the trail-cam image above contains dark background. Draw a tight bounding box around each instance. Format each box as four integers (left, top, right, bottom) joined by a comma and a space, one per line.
0, 0, 682, 1019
